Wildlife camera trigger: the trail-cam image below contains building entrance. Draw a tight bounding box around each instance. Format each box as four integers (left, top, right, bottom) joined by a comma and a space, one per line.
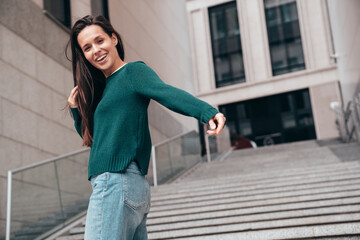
219, 89, 316, 148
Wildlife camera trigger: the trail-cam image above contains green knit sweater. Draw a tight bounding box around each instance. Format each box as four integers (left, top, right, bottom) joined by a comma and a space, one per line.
70, 61, 219, 180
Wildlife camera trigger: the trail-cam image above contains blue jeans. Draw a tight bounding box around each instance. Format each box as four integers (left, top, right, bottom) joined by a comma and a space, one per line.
84, 161, 151, 240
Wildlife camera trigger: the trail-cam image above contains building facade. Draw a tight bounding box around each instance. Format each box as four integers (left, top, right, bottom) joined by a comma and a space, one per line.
0, 0, 197, 237
327, 0, 360, 142
186, 0, 341, 147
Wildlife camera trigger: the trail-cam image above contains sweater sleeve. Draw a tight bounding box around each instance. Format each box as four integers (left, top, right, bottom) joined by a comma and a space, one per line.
70, 107, 83, 138
130, 62, 219, 124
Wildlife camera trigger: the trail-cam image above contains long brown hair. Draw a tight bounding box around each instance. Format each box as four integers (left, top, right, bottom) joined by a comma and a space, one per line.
66, 15, 125, 147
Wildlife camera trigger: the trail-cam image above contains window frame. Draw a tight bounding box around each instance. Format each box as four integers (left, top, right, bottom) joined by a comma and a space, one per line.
208, 1, 246, 88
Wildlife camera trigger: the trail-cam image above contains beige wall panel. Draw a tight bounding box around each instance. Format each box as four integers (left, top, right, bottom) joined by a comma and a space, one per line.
71, 0, 91, 26
0, 25, 37, 79
111, 0, 193, 90
190, 9, 212, 93
198, 67, 338, 106
328, 0, 360, 103
310, 81, 341, 139
303, 1, 332, 68
31, 0, 43, 9
109, 0, 199, 135
243, 0, 270, 82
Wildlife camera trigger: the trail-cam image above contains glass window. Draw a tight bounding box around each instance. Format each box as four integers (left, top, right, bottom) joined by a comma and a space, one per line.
209, 1, 246, 88
91, 0, 109, 20
44, 0, 71, 28
264, 0, 305, 76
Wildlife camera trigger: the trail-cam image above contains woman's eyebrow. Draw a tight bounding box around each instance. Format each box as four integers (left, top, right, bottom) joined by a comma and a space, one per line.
81, 34, 104, 49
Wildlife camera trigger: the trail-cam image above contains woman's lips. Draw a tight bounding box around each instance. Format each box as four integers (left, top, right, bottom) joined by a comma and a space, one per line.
95, 54, 107, 63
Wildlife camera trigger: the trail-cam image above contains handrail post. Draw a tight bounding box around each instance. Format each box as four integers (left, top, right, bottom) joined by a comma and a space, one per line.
205, 132, 211, 163
151, 146, 158, 187
6, 171, 12, 240
54, 161, 65, 223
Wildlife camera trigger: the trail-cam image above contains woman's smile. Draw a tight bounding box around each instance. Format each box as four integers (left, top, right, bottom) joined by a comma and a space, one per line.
77, 25, 124, 77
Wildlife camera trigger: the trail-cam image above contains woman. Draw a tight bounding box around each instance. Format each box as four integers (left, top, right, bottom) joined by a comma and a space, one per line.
67, 15, 226, 240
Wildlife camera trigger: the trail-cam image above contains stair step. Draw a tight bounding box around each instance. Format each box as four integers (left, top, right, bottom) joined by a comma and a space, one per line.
154, 161, 360, 193
151, 175, 360, 205
147, 196, 360, 223
56, 234, 84, 240
169, 223, 360, 240
148, 214, 360, 239
149, 186, 360, 214
148, 205, 360, 232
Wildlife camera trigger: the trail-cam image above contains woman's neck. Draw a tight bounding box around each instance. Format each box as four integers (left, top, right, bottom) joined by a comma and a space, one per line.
103, 59, 126, 78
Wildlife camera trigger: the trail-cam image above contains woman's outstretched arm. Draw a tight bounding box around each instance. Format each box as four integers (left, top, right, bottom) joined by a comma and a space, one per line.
129, 62, 226, 135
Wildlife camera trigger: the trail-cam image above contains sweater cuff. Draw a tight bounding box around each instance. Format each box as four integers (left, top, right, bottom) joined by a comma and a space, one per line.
201, 108, 219, 124
70, 107, 81, 122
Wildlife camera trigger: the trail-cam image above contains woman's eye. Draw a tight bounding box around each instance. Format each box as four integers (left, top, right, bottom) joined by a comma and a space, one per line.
98, 39, 103, 43
84, 46, 90, 51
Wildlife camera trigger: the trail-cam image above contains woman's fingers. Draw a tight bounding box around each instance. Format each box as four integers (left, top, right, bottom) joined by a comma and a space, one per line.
68, 86, 79, 108
207, 113, 226, 136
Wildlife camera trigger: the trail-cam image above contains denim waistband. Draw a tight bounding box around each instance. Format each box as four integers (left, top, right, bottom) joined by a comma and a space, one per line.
126, 161, 142, 174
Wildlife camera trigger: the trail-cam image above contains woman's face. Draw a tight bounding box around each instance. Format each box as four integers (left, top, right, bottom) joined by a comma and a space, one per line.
77, 25, 122, 77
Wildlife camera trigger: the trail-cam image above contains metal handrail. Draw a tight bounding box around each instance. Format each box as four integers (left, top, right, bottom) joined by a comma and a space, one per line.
152, 130, 202, 186
6, 147, 91, 240
152, 129, 196, 147
10, 148, 90, 174
331, 92, 360, 143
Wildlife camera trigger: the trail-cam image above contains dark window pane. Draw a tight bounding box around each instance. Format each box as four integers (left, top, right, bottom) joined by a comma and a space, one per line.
220, 89, 316, 148
44, 0, 71, 28
209, 1, 246, 88
91, 0, 109, 20
264, 0, 305, 76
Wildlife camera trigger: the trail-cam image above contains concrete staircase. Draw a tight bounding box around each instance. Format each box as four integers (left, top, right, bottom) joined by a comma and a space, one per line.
53, 139, 360, 239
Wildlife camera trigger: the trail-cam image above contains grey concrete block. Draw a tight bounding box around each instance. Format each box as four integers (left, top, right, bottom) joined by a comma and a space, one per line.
2, 100, 38, 147
0, 219, 6, 240
0, 0, 71, 69
21, 74, 53, 119
0, 137, 24, 176
35, 50, 66, 95
37, 117, 68, 155
0, 60, 23, 104
0, 25, 37, 78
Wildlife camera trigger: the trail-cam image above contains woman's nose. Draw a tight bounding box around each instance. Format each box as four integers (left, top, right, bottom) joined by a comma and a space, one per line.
93, 45, 100, 53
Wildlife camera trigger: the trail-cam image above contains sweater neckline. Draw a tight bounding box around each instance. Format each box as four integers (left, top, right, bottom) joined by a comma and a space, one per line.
105, 62, 129, 83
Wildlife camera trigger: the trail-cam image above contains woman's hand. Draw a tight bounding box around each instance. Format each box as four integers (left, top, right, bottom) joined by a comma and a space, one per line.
207, 113, 226, 136
68, 86, 79, 108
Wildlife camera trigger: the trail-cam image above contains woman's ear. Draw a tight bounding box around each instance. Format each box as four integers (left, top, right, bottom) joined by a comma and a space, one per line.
111, 33, 118, 46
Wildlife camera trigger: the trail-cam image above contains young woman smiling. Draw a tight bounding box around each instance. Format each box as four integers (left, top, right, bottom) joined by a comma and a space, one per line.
67, 15, 226, 240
